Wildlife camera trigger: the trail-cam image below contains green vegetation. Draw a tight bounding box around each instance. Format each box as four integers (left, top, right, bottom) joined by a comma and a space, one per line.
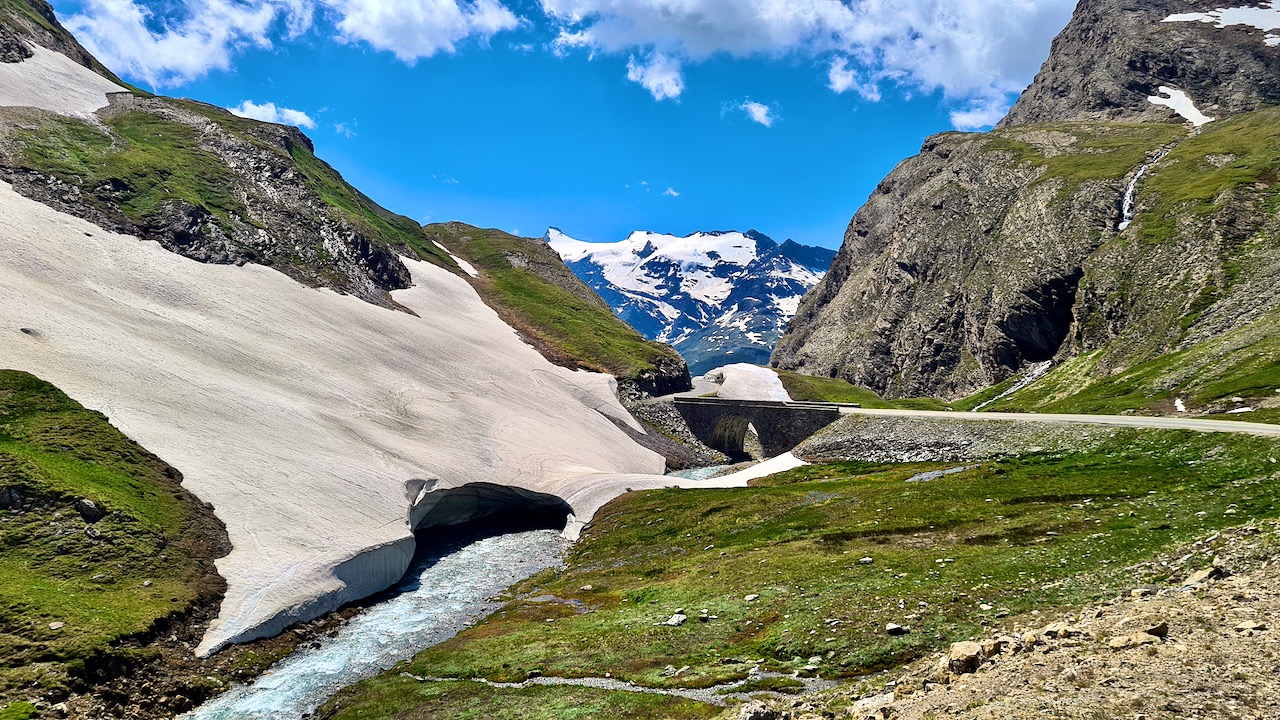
328, 428, 1280, 719
0, 702, 37, 720
423, 224, 685, 382
12, 112, 246, 227
968, 307, 1280, 415
1138, 107, 1280, 243
775, 369, 948, 410
322, 678, 719, 720
8, 104, 452, 270
983, 122, 1185, 188
0, 371, 222, 701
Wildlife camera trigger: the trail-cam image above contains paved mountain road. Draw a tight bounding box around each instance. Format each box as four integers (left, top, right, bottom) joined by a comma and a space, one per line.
835, 407, 1280, 438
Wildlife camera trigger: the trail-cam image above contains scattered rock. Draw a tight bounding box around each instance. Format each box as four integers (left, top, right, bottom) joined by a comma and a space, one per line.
948, 641, 984, 674
1181, 566, 1228, 588
664, 613, 688, 627
75, 498, 105, 522
737, 700, 784, 720
1108, 632, 1161, 650
859, 557, 874, 565
1234, 620, 1268, 633
49, 621, 65, 630
886, 623, 910, 636
745, 594, 760, 602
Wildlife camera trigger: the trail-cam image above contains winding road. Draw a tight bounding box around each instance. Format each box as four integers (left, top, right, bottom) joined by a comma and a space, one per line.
836, 407, 1280, 438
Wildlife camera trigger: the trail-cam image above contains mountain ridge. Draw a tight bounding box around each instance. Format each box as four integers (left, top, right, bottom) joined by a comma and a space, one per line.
774, 0, 1280, 417
548, 227, 834, 375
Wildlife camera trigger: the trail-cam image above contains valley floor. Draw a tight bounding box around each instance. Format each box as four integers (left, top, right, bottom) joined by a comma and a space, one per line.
317, 420, 1280, 720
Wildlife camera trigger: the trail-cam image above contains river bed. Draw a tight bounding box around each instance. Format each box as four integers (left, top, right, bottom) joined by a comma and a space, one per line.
183, 527, 565, 720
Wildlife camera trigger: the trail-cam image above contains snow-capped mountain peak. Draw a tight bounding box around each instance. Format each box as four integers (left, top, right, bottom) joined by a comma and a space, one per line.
546, 228, 835, 375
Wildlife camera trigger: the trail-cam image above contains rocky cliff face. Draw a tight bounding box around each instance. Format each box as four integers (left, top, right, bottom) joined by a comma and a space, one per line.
1002, 0, 1280, 127
775, 0, 1280, 409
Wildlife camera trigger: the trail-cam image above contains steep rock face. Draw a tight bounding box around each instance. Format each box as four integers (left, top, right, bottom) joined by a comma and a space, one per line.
1002, 0, 1280, 127
776, 0, 1280, 405
775, 123, 1178, 398
549, 228, 833, 376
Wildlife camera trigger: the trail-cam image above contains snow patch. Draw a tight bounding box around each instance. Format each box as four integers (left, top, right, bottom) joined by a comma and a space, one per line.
0, 45, 127, 115
1164, 3, 1280, 46
1147, 86, 1214, 127
0, 182, 678, 657
704, 363, 792, 402
1175, 398, 1187, 413
432, 241, 479, 278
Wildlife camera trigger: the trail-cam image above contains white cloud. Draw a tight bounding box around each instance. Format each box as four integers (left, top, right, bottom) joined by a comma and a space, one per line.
334, 121, 357, 138
740, 100, 775, 127
827, 57, 879, 101
540, 0, 1077, 126
948, 100, 1008, 131
61, 0, 291, 87
626, 52, 683, 100
325, 0, 520, 62
60, 0, 521, 87
230, 100, 317, 128
663, 187, 680, 197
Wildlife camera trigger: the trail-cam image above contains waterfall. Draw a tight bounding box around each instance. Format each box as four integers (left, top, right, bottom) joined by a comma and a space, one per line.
1117, 148, 1173, 232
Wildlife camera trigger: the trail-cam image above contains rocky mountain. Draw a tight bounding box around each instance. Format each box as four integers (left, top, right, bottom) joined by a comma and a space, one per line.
548, 228, 834, 375
775, 0, 1280, 415
0, 0, 685, 393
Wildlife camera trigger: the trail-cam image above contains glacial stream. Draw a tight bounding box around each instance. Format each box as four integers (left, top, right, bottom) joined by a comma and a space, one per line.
183, 527, 566, 720
1117, 147, 1173, 231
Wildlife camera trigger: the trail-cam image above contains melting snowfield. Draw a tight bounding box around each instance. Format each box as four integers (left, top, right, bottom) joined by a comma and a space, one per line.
0, 45, 126, 115
184, 529, 564, 720
0, 182, 685, 655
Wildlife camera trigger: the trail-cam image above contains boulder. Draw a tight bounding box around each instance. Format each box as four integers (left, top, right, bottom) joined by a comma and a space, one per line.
948, 641, 984, 674
75, 498, 105, 522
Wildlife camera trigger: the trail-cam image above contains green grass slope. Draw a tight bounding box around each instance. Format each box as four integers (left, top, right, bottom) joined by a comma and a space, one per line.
0, 371, 227, 709
323, 427, 1280, 719
423, 223, 691, 395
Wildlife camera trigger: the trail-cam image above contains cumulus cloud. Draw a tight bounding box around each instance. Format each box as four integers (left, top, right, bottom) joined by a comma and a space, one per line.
61, 0, 288, 87
663, 187, 680, 197
540, 0, 1076, 126
326, 0, 520, 62
60, 0, 521, 87
230, 100, 317, 128
626, 52, 683, 100
740, 100, 776, 127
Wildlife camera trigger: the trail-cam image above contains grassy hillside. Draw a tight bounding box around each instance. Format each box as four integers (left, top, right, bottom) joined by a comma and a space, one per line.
423, 223, 691, 395
0, 371, 226, 710
322, 426, 1280, 719
774, 369, 948, 410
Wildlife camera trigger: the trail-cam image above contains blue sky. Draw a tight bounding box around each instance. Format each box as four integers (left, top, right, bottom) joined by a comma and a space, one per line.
49, 0, 1077, 249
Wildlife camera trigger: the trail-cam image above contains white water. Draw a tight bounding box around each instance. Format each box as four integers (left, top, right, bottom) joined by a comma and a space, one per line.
184, 529, 565, 720
972, 360, 1053, 412
1117, 148, 1174, 232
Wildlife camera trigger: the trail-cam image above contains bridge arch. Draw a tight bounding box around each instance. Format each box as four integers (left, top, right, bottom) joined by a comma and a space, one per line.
673, 398, 848, 459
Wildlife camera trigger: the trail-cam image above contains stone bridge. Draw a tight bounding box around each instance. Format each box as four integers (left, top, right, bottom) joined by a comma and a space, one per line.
673, 397, 851, 459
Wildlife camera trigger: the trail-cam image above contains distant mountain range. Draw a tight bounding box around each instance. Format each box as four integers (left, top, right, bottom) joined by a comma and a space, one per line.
547, 228, 835, 376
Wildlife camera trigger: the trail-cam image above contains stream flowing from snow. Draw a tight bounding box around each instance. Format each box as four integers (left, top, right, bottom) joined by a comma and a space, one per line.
182, 528, 565, 720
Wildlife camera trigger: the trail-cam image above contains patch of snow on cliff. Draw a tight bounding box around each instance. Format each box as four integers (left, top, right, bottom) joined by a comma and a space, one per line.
0, 45, 127, 115
705, 363, 792, 402
1164, 3, 1280, 46
771, 293, 802, 319
1147, 86, 1214, 127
